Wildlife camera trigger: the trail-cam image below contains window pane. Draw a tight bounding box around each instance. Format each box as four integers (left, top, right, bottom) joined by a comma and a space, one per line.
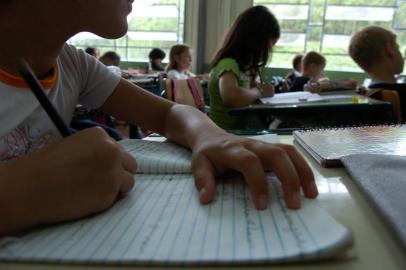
254, 0, 405, 70
325, 6, 395, 21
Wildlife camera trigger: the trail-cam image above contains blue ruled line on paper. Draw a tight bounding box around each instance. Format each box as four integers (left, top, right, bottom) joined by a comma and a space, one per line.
165, 184, 196, 262
120, 175, 175, 260
87, 179, 155, 260
232, 179, 236, 260
215, 181, 225, 260
149, 177, 190, 260
182, 196, 202, 261
271, 179, 304, 258
198, 201, 213, 260
242, 182, 253, 259
296, 211, 320, 256
257, 209, 270, 258
268, 199, 286, 257
102, 178, 161, 261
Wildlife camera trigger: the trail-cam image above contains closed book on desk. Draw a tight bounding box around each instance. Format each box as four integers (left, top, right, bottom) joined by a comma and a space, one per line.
0, 138, 352, 265
293, 125, 406, 167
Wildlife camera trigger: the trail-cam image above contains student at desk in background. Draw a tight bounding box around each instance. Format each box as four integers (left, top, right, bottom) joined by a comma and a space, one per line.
85, 47, 101, 59
166, 44, 209, 81
0, 0, 317, 236
349, 26, 406, 121
147, 48, 166, 73
209, 5, 277, 130
285, 54, 303, 88
290, 51, 357, 93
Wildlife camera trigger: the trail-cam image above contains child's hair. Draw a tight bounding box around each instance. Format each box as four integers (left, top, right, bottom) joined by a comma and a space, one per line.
85, 47, 98, 57
348, 26, 397, 72
165, 44, 190, 72
99, 51, 121, 67
292, 54, 304, 71
149, 48, 166, 61
302, 51, 326, 70
211, 5, 280, 82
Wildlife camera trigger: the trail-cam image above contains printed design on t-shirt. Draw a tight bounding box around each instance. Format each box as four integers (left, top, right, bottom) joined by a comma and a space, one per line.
0, 126, 54, 162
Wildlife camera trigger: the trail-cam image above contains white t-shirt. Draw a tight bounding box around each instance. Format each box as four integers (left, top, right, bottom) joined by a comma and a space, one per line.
166, 69, 195, 80
0, 44, 120, 162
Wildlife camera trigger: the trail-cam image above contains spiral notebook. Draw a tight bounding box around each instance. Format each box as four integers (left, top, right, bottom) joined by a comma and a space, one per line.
293, 125, 406, 167
0, 138, 353, 266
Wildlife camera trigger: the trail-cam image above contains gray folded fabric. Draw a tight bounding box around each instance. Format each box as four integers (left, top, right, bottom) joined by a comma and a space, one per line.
341, 154, 406, 250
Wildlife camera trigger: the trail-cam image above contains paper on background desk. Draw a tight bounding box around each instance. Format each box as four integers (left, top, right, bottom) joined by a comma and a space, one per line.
260, 92, 357, 105
0, 139, 353, 266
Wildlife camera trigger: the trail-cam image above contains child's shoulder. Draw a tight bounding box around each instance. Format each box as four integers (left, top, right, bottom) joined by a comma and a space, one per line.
212, 58, 240, 78
217, 58, 239, 68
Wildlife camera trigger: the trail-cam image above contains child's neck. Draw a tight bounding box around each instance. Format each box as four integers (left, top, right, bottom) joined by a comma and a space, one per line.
369, 71, 397, 84
0, 8, 72, 79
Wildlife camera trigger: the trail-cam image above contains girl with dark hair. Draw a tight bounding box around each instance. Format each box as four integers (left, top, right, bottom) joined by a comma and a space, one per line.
209, 5, 280, 130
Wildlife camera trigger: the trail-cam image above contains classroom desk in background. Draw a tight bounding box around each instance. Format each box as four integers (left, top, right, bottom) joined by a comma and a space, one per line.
229, 92, 395, 129
1, 135, 405, 270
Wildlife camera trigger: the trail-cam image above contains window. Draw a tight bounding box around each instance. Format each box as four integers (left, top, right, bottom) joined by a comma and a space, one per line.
254, 0, 406, 71
69, 0, 185, 62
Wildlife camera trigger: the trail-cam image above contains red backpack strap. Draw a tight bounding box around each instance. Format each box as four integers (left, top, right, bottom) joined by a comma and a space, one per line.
170, 78, 178, 102
186, 78, 205, 112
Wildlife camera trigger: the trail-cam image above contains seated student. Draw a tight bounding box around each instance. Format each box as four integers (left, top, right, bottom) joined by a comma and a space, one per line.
209, 6, 277, 130
99, 51, 121, 67
147, 48, 166, 73
285, 54, 303, 88
0, 1, 317, 236
99, 51, 122, 77
349, 26, 406, 120
165, 44, 209, 81
165, 44, 195, 80
289, 51, 326, 92
290, 51, 357, 93
85, 47, 100, 59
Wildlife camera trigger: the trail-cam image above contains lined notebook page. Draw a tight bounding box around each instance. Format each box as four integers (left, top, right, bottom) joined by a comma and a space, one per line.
119, 139, 192, 174
0, 175, 352, 265
119, 135, 279, 174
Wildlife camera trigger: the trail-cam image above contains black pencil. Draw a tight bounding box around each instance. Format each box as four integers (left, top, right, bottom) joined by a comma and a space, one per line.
16, 58, 71, 137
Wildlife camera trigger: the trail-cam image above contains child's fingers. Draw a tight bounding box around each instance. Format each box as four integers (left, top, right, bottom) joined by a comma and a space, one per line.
274, 144, 318, 198
114, 142, 138, 174
192, 153, 216, 204
243, 142, 304, 209
215, 147, 269, 210
118, 171, 135, 194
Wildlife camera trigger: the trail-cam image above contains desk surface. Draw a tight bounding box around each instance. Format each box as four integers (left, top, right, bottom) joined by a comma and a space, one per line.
1, 136, 405, 269
229, 93, 394, 127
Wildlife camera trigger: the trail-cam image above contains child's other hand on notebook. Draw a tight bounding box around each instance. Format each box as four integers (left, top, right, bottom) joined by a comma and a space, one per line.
191, 133, 318, 210
0, 127, 136, 236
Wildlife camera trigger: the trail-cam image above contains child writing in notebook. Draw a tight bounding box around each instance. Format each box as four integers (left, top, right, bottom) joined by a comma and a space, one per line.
290, 51, 357, 92
0, 0, 317, 236
209, 5, 277, 130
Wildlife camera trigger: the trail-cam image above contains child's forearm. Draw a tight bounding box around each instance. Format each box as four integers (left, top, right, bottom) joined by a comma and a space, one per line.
163, 104, 227, 150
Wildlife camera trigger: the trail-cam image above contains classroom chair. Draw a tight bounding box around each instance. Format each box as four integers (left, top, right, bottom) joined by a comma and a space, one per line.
162, 78, 207, 113
367, 88, 402, 123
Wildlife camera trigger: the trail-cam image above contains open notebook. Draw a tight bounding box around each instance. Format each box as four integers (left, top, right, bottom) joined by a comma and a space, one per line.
0, 138, 353, 265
